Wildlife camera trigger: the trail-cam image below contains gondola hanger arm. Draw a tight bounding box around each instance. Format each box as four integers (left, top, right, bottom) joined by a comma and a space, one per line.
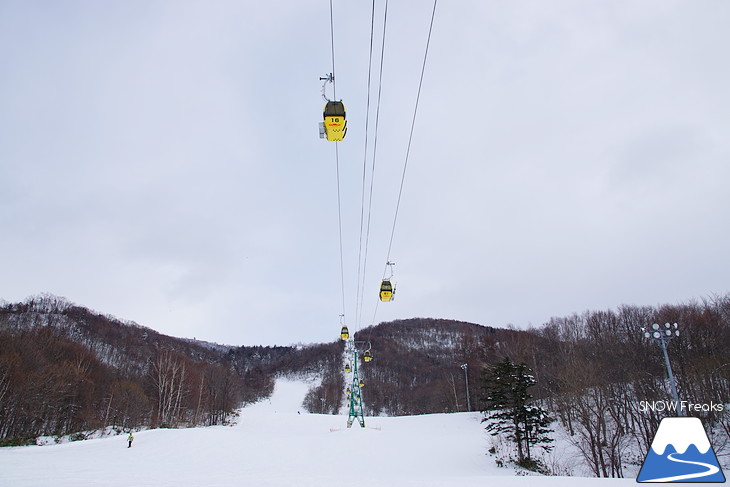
320, 72, 335, 102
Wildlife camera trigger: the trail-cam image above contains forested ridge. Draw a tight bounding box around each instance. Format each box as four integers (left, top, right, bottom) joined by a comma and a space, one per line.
2, 292, 729, 478
0, 294, 341, 445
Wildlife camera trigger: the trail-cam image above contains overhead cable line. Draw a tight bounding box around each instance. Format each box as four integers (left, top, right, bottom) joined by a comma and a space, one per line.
384, 0, 437, 266
335, 144, 347, 319
355, 0, 378, 331
370, 0, 438, 328
356, 0, 389, 330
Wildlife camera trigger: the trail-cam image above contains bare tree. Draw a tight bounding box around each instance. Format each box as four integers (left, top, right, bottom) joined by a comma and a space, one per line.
150, 350, 189, 427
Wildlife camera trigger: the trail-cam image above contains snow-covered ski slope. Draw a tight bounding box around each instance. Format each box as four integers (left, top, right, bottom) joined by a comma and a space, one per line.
0, 379, 636, 487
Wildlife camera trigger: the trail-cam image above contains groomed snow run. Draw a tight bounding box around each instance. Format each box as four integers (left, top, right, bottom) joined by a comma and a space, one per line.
0, 379, 636, 487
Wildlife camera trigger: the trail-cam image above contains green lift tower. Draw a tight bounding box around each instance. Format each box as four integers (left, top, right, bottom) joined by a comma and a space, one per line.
343, 339, 371, 428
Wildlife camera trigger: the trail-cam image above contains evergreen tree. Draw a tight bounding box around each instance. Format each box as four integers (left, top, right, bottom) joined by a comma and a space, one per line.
480, 357, 553, 468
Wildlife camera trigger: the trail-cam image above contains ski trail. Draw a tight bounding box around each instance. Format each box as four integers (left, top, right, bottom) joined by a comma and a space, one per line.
643, 452, 720, 482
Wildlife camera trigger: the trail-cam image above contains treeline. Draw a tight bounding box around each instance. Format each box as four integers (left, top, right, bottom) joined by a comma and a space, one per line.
351, 317, 553, 416
353, 318, 500, 415
0, 327, 246, 445
529, 296, 730, 477
0, 294, 343, 446
0, 296, 251, 445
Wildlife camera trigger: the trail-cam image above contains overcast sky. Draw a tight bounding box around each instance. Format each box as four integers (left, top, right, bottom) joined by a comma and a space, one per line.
1, 0, 728, 346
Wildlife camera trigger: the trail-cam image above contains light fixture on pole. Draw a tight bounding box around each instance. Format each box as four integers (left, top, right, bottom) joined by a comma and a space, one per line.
460, 363, 471, 412
642, 322, 683, 416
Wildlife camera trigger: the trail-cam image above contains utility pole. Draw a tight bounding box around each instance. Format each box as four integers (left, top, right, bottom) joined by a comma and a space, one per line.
460, 363, 471, 411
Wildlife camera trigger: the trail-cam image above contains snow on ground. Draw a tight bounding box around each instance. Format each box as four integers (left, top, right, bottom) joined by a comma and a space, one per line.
0, 379, 638, 487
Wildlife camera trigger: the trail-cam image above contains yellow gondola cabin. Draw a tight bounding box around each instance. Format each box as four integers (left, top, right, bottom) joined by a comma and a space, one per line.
321, 101, 347, 142
379, 280, 394, 302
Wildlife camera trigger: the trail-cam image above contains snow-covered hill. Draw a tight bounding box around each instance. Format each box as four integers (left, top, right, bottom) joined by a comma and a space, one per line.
0, 379, 636, 487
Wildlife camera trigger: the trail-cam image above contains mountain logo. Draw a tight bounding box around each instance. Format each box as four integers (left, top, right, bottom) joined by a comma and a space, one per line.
637, 417, 726, 483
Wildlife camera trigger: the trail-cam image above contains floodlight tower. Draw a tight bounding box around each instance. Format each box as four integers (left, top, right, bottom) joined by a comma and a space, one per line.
460, 363, 471, 411
642, 322, 683, 416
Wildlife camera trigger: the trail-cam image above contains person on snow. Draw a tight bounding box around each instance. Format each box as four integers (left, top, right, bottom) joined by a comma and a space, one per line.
127, 433, 134, 448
